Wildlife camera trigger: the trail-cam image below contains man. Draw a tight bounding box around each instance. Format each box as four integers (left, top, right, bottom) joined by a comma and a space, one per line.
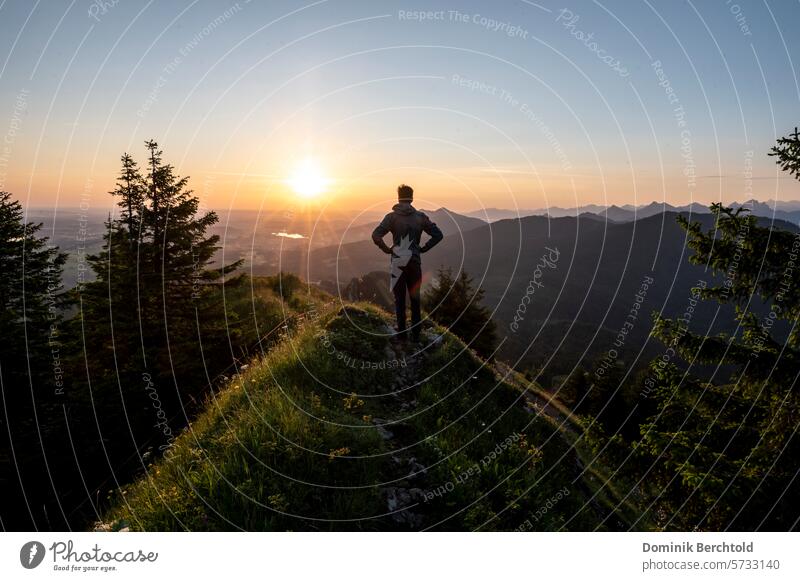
372, 184, 443, 341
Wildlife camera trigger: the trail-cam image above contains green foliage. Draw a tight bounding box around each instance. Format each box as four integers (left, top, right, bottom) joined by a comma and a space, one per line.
341, 270, 395, 312
634, 362, 767, 530
71, 141, 246, 441
0, 191, 68, 527
423, 267, 497, 359
48, 143, 306, 528
0, 192, 67, 377
264, 271, 303, 301
632, 128, 800, 530
769, 126, 800, 181
104, 303, 632, 531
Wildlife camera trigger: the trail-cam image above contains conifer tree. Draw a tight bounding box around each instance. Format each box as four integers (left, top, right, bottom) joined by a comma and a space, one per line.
0, 191, 67, 529
110, 153, 145, 242
0, 191, 67, 388
632, 128, 800, 530
74, 141, 243, 460
423, 267, 497, 358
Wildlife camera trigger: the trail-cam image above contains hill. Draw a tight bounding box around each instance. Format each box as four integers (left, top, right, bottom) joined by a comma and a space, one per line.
335, 207, 486, 246
276, 207, 489, 285
100, 302, 643, 531
463, 200, 800, 223
294, 212, 796, 383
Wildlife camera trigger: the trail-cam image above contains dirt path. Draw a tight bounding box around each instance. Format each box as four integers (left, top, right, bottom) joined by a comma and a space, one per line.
373, 331, 439, 528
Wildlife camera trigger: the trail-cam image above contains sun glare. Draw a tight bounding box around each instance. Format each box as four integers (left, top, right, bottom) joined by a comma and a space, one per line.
286, 159, 329, 199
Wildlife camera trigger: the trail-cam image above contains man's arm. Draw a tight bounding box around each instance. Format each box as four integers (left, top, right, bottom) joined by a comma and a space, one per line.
420, 215, 443, 253
372, 214, 393, 254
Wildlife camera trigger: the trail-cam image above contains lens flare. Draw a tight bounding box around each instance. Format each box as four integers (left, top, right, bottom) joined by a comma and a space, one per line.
286, 159, 329, 199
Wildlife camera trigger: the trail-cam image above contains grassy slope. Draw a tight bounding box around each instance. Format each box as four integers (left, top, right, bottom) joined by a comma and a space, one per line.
104, 301, 646, 531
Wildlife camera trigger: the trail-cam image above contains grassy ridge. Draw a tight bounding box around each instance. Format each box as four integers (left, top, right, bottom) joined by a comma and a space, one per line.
104, 302, 642, 531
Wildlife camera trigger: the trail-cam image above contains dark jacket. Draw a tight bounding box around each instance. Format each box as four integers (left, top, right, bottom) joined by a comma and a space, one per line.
371, 203, 443, 263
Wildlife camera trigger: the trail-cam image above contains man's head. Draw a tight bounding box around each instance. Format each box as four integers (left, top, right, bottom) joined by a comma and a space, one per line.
397, 184, 413, 203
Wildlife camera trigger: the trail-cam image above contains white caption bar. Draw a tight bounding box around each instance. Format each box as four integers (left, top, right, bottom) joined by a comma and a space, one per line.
1, 532, 798, 580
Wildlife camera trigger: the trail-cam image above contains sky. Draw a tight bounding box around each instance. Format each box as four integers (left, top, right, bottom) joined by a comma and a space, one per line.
1, 0, 799, 214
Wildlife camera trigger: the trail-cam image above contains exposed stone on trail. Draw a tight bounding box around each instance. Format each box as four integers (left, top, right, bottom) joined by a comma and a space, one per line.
384, 486, 426, 527
389, 453, 427, 479
398, 400, 417, 413
371, 418, 394, 440
405, 457, 427, 479
92, 519, 130, 532
375, 328, 442, 528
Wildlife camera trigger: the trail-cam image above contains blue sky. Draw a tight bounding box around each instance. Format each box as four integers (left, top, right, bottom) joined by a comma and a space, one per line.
1, 0, 799, 212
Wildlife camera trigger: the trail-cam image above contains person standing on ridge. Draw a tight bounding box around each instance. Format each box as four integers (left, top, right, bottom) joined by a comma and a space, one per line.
372, 184, 443, 342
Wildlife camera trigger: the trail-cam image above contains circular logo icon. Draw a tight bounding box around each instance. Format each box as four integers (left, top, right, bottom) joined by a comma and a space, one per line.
20, 541, 46, 569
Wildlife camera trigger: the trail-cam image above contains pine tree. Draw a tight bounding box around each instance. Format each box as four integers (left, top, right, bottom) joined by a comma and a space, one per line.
423, 267, 497, 358
73, 141, 244, 463
0, 191, 67, 529
110, 152, 145, 242
631, 127, 800, 530
0, 191, 67, 388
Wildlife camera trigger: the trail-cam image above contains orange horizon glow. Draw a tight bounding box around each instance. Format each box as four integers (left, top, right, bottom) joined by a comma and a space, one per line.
11, 160, 800, 215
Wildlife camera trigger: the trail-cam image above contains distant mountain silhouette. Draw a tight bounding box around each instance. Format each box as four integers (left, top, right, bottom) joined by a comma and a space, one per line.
464, 199, 800, 224
294, 211, 796, 378
278, 207, 487, 284
333, 207, 485, 247
729, 199, 800, 224
464, 207, 541, 221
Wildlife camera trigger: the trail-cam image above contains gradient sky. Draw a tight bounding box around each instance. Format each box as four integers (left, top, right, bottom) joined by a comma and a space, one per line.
1, 0, 799, 214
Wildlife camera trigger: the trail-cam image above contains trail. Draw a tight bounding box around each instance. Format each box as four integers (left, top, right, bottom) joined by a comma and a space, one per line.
374, 328, 439, 529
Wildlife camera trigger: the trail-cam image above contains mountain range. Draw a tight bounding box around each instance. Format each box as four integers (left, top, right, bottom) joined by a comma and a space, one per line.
464, 199, 800, 224
278, 209, 796, 383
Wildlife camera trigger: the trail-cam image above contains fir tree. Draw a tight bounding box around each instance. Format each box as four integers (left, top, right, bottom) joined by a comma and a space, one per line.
423, 267, 497, 358
0, 191, 67, 388
0, 191, 67, 529
631, 127, 800, 530
73, 141, 244, 462
109, 152, 145, 242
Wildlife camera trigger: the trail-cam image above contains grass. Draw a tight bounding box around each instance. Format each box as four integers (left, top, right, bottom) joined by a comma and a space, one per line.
103, 300, 644, 531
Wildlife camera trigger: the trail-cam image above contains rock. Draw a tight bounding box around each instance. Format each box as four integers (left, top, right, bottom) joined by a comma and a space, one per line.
398, 399, 418, 412
371, 418, 394, 440
406, 457, 427, 478
384, 486, 425, 527
385, 486, 411, 511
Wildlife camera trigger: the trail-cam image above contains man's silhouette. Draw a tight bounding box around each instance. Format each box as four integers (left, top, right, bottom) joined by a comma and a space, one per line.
372, 184, 443, 341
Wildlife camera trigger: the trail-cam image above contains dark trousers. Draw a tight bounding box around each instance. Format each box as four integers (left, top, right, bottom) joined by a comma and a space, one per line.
393, 260, 422, 339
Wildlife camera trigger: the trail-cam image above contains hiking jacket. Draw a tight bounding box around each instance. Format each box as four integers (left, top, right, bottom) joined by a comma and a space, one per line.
371, 203, 443, 264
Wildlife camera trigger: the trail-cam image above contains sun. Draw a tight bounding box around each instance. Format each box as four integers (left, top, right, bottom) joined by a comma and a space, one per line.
286, 158, 329, 199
